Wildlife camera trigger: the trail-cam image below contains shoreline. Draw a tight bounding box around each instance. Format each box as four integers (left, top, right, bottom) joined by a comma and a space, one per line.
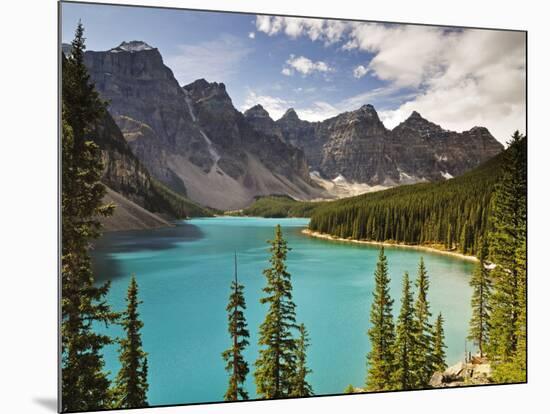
301, 229, 478, 262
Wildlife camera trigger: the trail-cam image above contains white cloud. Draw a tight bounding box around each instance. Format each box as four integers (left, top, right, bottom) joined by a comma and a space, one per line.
165, 34, 253, 85
282, 54, 333, 76
241, 90, 340, 122
281, 67, 292, 76
353, 65, 368, 79
255, 15, 275, 35
293, 87, 317, 94
339, 85, 406, 109
296, 101, 340, 122
254, 18, 526, 142
255, 16, 347, 45
248, 32, 255, 39
379, 76, 525, 143
343, 23, 452, 88
373, 29, 526, 142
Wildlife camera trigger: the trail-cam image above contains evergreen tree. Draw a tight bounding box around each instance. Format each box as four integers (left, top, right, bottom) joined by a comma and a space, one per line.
392, 272, 418, 390
308, 147, 506, 258
412, 257, 434, 387
514, 241, 527, 376
61, 22, 117, 412
255, 225, 298, 398
290, 324, 313, 397
222, 253, 250, 401
344, 384, 355, 394
488, 132, 527, 382
468, 239, 492, 357
114, 276, 149, 408
366, 248, 396, 391
433, 313, 447, 372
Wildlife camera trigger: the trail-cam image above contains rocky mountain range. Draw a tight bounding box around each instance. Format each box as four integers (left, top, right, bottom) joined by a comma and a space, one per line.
250, 104, 504, 186
83, 41, 323, 210
88, 101, 212, 230
81, 40, 503, 212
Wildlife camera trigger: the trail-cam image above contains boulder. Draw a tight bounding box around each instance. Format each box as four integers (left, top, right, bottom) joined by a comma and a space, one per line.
443, 361, 466, 382
429, 371, 444, 387
431, 360, 494, 388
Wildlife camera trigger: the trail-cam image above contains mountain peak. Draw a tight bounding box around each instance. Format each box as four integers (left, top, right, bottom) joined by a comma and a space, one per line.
184, 78, 210, 90
360, 104, 376, 112
281, 108, 300, 121
468, 126, 490, 134
397, 110, 443, 134
244, 104, 270, 119
110, 41, 155, 53
183, 79, 233, 110
184, 78, 227, 93
345, 104, 381, 125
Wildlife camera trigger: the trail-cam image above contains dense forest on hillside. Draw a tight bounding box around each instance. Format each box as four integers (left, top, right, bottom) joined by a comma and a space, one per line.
307, 149, 510, 256
147, 178, 216, 218
239, 195, 319, 218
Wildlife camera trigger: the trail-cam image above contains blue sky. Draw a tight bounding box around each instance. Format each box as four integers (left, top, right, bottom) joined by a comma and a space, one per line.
61, 2, 526, 143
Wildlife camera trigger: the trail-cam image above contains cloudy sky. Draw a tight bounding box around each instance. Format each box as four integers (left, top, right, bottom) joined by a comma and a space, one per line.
62, 3, 526, 144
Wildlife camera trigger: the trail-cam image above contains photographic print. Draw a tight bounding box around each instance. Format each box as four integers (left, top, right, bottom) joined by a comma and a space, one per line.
59, 1, 527, 412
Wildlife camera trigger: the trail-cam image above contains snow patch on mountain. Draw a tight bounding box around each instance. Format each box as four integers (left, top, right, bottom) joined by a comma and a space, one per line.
199, 130, 221, 165
110, 41, 154, 53
310, 171, 389, 198
397, 170, 427, 185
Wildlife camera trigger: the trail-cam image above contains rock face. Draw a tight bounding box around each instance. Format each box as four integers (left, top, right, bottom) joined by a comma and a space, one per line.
91, 110, 154, 207
276, 108, 329, 172
84, 41, 209, 193
100, 186, 172, 232
244, 104, 285, 142
84, 42, 324, 210
90, 109, 208, 230
84, 40, 503, 209
390, 112, 504, 183
430, 359, 493, 387
273, 107, 503, 185
314, 105, 395, 184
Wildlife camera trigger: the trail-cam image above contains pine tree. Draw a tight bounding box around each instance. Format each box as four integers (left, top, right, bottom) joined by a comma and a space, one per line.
498, 226, 526, 384
290, 324, 313, 397
114, 276, 149, 408
222, 253, 250, 401
412, 257, 434, 388
61, 21, 117, 412
468, 239, 491, 357
255, 225, 298, 398
433, 313, 447, 372
344, 384, 355, 394
488, 132, 527, 382
392, 272, 418, 390
307, 144, 506, 258
508, 241, 527, 382
366, 248, 396, 391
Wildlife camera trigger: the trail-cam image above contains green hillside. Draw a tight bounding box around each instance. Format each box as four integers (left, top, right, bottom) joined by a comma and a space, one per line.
240, 195, 320, 218
308, 147, 512, 256
148, 178, 215, 218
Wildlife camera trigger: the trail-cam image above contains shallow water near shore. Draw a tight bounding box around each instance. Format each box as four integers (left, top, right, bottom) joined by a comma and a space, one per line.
91, 217, 474, 405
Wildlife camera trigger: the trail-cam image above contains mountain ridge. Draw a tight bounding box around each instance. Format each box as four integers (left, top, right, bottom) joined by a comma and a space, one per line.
268, 103, 504, 185
83, 40, 504, 210
84, 44, 325, 210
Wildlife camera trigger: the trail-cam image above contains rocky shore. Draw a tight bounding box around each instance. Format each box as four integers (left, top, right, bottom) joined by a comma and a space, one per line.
301, 228, 478, 262
430, 357, 493, 387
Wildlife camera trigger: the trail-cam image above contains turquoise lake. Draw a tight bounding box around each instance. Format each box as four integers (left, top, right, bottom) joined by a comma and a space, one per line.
91, 217, 474, 405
